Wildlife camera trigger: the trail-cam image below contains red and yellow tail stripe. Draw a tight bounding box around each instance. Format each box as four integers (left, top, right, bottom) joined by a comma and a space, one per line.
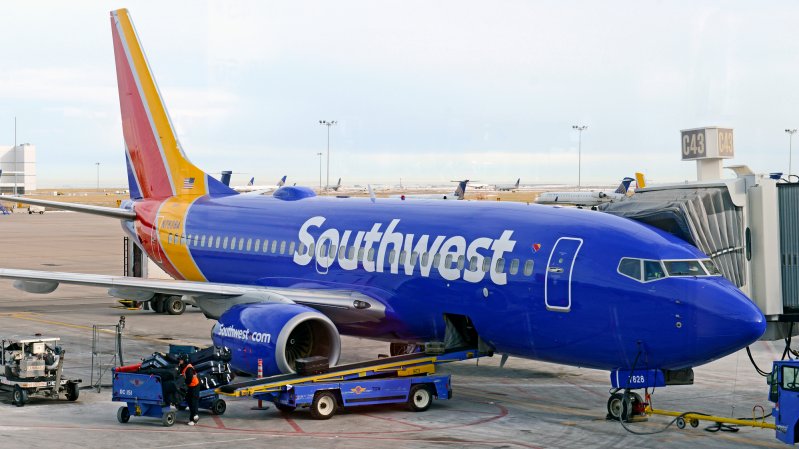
111, 9, 207, 199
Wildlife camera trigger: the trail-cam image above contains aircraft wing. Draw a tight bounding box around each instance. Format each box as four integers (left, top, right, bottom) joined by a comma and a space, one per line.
0, 268, 385, 323
0, 196, 135, 220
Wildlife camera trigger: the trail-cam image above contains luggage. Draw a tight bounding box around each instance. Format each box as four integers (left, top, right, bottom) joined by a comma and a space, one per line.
140, 352, 172, 369
189, 346, 232, 365
295, 356, 329, 376
194, 360, 228, 374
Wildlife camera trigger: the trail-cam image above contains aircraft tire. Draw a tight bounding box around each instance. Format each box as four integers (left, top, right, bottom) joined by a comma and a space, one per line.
165, 296, 185, 315
606, 393, 631, 421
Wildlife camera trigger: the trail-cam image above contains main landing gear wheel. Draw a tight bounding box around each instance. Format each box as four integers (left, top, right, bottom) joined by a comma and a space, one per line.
407, 385, 433, 412
12, 385, 28, 407
117, 406, 130, 423
165, 296, 185, 315
310, 391, 337, 420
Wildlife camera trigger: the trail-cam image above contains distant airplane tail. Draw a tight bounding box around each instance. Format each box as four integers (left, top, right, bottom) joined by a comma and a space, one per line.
277, 175, 287, 187
111, 9, 235, 200
454, 180, 469, 200
332, 178, 342, 191
635, 172, 647, 189
614, 177, 635, 194
247, 177, 255, 186
514, 178, 520, 188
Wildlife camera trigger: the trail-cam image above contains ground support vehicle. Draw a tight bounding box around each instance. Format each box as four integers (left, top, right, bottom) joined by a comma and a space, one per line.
1, 337, 81, 406
219, 348, 479, 419
113, 372, 226, 427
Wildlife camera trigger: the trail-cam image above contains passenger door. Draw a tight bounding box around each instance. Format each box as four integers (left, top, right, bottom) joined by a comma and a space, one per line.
545, 237, 583, 312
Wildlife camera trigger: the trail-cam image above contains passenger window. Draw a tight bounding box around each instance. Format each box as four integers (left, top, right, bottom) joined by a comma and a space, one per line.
200, 235, 206, 247
289, 241, 296, 255
231, 237, 237, 250
368, 248, 375, 262
271, 240, 277, 253
222, 236, 229, 250
254, 239, 261, 252
389, 249, 396, 264
482, 257, 492, 272
319, 241, 328, 257
457, 255, 465, 270
468, 256, 478, 271
421, 252, 429, 266
618, 258, 642, 281
215, 237, 221, 249
280, 241, 286, 255
358, 247, 365, 261
167, 234, 173, 244
523, 260, 534, 276
246, 238, 252, 251
399, 250, 407, 264
308, 242, 315, 257
339, 246, 347, 259
348, 246, 355, 259
444, 254, 453, 269
194, 235, 199, 247
509, 258, 519, 275
644, 260, 666, 281
433, 253, 441, 268
411, 252, 419, 266
263, 240, 270, 253
298, 242, 305, 255
495, 258, 505, 273
238, 238, 244, 251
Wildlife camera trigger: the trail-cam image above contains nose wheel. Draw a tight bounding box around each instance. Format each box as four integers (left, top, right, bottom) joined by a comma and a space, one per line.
606, 390, 645, 422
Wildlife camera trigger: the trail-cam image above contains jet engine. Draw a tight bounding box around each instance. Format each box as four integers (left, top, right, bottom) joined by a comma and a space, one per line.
211, 302, 341, 376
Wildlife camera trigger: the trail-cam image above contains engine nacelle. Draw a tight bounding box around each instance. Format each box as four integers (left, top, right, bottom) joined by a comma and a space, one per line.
211, 302, 341, 376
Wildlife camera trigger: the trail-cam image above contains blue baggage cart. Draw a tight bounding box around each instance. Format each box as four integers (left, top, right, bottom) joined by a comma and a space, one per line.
113, 372, 226, 426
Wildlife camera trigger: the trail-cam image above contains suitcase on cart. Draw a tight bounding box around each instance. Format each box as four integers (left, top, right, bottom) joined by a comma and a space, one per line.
295, 356, 329, 375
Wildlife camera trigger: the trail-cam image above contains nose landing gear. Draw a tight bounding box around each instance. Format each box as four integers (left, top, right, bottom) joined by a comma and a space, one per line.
606, 390, 647, 422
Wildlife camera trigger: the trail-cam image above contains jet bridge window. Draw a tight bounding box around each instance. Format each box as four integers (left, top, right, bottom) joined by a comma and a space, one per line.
663, 260, 705, 277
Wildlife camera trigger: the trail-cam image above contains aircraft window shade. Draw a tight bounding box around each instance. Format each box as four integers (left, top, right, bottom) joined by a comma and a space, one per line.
523, 260, 534, 276
271, 240, 277, 253
618, 258, 642, 281
644, 260, 666, 281
495, 258, 506, 273
368, 248, 375, 262
702, 259, 722, 276
421, 252, 429, 266
457, 255, 465, 270
389, 250, 396, 264
509, 258, 519, 275
254, 239, 261, 252
663, 260, 703, 277
280, 241, 286, 254
468, 256, 478, 271
289, 241, 296, 255
223, 236, 229, 250
411, 252, 419, 266
482, 257, 492, 272
246, 238, 252, 251
238, 238, 244, 251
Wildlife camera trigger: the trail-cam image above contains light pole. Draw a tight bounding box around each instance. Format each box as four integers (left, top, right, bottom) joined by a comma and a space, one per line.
572, 125, 588, 190
95, 162, 100, 190
787, 129, 798, 180
317, 152, 323, 193
319, 120, 337, 190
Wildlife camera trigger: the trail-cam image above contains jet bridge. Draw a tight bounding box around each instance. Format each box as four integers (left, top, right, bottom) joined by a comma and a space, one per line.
601, 167, 798, 340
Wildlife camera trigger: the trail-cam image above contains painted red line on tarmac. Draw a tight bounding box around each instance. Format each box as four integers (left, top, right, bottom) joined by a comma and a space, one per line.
562, 378, 604, 399
212, 415, 226, 429
283, 416, 304, 433
359, 412, 429, 430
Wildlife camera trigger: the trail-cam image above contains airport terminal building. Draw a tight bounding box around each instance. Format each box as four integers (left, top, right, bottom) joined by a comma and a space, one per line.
0, 144, 36, 194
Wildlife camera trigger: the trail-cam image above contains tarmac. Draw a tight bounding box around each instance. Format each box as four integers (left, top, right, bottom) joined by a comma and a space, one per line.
0, 211, 788, 448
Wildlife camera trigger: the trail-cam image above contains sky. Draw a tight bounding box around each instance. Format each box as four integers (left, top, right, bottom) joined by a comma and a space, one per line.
1, 1, 798, 188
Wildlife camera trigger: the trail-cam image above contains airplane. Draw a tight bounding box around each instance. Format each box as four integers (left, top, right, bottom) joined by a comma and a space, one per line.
392, 180, 469, 200
0, 10, 765, 409
233, 175, 287, 193
496, 178, 520, 192
330, 178, 342, 192
534, 177, 635, 207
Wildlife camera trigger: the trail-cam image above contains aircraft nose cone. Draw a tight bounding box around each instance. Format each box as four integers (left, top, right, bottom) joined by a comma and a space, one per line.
697, 281, 765, 358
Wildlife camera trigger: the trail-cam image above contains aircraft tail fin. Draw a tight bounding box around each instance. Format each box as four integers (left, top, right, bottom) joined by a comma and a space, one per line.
248, 177, 255, 186
635, 172, 647, 189
514, 178, 520, 188
454, 180, 469, 200
615, 177, 635, 194
277, 175, 286, 187
332, 178, 341, 191
111, 9, 235, 200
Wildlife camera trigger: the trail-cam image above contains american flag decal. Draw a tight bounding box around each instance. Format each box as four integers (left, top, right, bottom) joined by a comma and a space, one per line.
183, 177, 195, 189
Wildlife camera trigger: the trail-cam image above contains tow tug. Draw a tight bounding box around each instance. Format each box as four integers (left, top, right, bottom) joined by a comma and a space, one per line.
217, 348, 482, 419
1, 336, 81, 406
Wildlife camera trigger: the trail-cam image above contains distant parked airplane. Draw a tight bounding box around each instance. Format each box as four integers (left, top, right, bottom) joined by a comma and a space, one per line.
233, 175, 287, 193
393, 180, 469, 200
496, 178, 520, 191
535, 177, 635, 207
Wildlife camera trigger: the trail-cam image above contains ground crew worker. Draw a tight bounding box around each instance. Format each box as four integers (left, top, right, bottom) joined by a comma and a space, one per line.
179, 356, 200, 426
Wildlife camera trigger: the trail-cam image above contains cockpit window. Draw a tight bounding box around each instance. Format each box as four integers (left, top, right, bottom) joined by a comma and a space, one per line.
618, 258, 642, 281
643, 260, 665, 281
702, 259, 722, 276
663, 260, 705, 277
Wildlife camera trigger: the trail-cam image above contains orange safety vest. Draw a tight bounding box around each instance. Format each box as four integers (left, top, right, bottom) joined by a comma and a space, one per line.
181, 363, 199, 387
